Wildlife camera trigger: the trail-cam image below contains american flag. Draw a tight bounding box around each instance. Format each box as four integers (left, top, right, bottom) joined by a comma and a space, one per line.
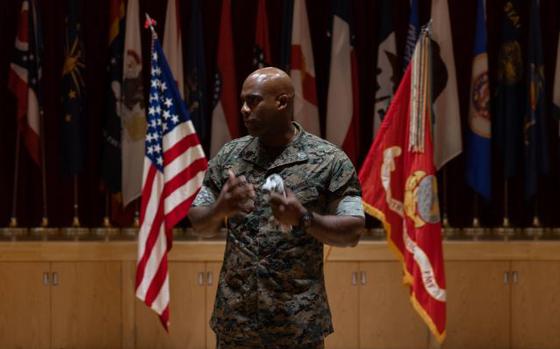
9, 0, 43, 166
135, 27, 208, 329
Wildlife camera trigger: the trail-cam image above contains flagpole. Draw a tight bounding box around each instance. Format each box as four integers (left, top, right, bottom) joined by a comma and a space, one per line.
73, 176, 79, 226
496, 179, 514, 240
39, 109, 49, 228
10, 129, 21, 226
525, 197, 543, 240
30, 109, 60, 239
0, 128, 28, 240
92, 190, 119, 241
464, 192, 484, 240
62, 176, 89, 240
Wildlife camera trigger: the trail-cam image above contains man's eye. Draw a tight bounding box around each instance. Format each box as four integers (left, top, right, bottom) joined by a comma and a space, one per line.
246, 96, 260, 107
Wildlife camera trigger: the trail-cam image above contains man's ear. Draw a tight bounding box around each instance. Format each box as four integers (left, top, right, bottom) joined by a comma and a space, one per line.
276, 94, 289, 110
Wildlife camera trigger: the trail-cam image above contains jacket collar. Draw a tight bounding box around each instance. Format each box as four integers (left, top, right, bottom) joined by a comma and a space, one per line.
240, 122, 309, 171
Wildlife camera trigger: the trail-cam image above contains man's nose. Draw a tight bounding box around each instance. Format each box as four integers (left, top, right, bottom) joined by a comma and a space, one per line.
241, 101, 250, 116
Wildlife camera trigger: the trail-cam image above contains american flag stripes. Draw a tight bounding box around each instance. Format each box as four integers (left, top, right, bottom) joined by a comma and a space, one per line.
135, 27, 207, 329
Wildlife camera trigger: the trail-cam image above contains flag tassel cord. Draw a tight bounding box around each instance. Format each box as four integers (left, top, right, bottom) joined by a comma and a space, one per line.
9, 128, 22, 227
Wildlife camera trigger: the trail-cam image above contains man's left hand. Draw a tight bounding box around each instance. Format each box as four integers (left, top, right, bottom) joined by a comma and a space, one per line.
269, 190, 306, 226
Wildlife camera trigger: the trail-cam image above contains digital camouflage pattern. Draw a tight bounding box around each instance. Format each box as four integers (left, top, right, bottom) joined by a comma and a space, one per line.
193, 122, 363, 346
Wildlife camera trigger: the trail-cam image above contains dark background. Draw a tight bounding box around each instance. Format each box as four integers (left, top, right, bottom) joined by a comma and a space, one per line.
0, 0, 559, 228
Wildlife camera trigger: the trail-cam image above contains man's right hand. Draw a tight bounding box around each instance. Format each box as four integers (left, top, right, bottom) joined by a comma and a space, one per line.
213, 170, 256, 218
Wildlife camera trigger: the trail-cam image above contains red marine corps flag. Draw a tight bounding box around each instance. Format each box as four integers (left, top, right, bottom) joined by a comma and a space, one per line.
359, 28, 446, 342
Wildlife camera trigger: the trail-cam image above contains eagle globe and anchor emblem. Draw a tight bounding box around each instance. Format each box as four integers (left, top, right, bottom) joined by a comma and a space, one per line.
404, 171, 440, 229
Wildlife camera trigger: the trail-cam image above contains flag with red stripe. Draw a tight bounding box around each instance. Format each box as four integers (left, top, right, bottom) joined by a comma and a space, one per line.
136, 27, 208, 329
290, 0, 320, 136
210, 0, 239, 157
254, 0, 271, 68
9, 0, 43, 166
359, 30, 446, 343
326, 0, 360, 164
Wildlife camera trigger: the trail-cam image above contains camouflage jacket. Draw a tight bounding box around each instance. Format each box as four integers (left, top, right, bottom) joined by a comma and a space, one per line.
192, 122, 363, 345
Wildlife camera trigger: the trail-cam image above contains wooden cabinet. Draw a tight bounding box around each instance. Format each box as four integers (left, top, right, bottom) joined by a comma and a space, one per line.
324, 262, 360, 349
511, 261, 560, 349
1, 241, 560, 349
442, 261, 510, 349
359, 262, 426, 349
0, 261, 122, 349
134, 261, 222, 349
51, 262, 122, 349
325, 261, 427, 349
0, 262, 51, 349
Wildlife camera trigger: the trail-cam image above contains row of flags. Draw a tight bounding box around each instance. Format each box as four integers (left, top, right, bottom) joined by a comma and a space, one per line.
376, 0, 557, 203
9, 0, 560, 202
7, 0, 560, 341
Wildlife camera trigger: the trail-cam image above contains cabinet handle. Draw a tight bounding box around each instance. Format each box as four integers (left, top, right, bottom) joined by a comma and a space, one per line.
503, 271, 509, 284
351, 272, 358, 286
43, 272, 50, 286
512, 271, 518, 284
197, 272, 205, 286
207, 272, 213, 286
360, 271, 367, 285
52, 272, 59, 286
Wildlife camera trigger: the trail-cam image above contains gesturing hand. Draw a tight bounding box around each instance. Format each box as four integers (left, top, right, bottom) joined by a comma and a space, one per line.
269, 190, 306, 226
214, 170, 256, 217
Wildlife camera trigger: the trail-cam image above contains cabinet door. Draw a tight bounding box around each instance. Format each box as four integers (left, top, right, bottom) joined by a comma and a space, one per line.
511, 261, 560, 349
0, 262, 51, 349
442, 261, 510, 349
51, 261, 122, 349
135, 262, 206, 349
359, 261, 427, 349
205, 262, 222, 349
324, 262, 360, 349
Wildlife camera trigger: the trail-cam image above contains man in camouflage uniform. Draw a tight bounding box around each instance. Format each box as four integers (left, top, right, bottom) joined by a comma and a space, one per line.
189, 67, 364, 349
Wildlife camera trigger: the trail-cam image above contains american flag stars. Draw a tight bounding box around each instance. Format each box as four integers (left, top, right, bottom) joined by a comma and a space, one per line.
145, 50, 185, 172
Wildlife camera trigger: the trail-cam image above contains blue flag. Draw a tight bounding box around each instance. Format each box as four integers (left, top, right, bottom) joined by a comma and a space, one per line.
403, 0, 419, 69
101, 0, 125, 193
186, 0, 208, 152
524, 0, 549, 199
495, 0, 524, 179
466, 0, 491, 199
61, 0, 86, 175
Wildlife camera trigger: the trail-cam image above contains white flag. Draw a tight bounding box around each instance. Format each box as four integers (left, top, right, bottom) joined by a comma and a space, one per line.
326, 1, 360, 164
373, 0, 397, 136
431, 0, 462, 169
163, 0, 184, 98
290, 0, 320, 136
121, 0, 146, 206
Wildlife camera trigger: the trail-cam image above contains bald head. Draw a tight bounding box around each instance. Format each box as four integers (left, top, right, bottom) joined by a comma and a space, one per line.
245, 67, 295, 98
